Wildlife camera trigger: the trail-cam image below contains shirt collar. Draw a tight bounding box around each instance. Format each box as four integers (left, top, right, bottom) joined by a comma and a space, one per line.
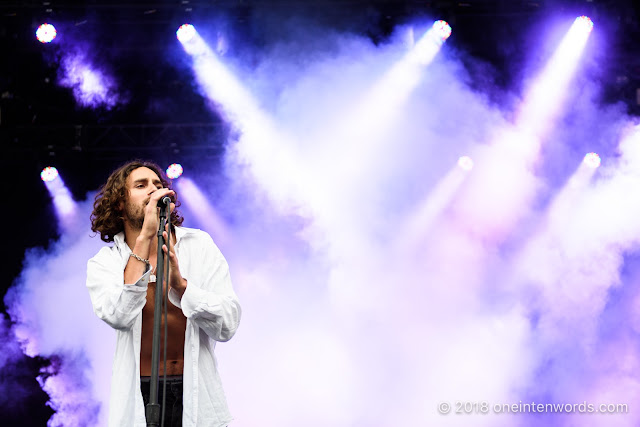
114, 226, 193, 252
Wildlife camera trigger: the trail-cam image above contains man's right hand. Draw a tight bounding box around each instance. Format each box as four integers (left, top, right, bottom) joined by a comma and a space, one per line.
139, 188, 176, 241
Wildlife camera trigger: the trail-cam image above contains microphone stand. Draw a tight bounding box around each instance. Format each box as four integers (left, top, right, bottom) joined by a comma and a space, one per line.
145, 203, 170, 427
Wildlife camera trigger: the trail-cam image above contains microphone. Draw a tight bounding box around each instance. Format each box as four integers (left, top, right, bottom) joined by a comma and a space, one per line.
157, 196, 172, 209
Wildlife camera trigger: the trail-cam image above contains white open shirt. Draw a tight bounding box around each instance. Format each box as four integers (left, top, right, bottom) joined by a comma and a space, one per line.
86, 226, 241, 427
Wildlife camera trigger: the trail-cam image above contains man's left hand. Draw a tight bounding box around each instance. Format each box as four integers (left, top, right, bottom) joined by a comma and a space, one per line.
162, 225, 187, 297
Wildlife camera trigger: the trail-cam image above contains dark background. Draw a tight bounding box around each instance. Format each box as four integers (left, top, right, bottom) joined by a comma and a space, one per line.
1, 0, 639, 424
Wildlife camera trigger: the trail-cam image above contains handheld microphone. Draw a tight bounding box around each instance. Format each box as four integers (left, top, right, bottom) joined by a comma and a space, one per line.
157, 196, 172, 209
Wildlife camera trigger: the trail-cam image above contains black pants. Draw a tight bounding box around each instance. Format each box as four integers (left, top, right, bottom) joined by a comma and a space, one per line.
140, 376, 183, 427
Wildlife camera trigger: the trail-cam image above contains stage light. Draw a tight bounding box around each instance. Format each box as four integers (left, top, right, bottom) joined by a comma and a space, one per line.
575, 16, 594, 33
176, 24, 196, 43
457, 156, 474, 171
41, 168, 77, 227
583, 152, 601, 168
41, 166, 59, 182
36, 23, 57, 43
177, 24, 208, 57
166, 163, 184, 179
411, 19, 453, 65
433, 20, 452, 41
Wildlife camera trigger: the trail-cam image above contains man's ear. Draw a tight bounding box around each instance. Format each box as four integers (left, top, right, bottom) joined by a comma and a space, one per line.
118, 194, 125, 213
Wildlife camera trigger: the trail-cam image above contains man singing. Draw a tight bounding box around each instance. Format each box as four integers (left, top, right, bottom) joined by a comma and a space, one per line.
86, 160, 241, 427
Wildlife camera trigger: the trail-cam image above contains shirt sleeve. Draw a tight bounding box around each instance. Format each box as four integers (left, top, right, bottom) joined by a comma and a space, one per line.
86, 246, 150, 331
170, 231, 241, 342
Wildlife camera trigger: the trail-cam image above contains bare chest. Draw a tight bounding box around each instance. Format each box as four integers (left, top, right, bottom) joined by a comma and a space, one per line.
139, 280, 188, 376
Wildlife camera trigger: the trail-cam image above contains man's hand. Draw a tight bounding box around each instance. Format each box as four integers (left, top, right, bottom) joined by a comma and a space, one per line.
139, 188, 176, 241
162, 225, 187, 297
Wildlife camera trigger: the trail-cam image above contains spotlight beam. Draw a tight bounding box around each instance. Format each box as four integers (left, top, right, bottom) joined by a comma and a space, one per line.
178, 26, 316, 211
338, 20, 452, 145
176, 178, 231, 247
397, 157, 472, 252
517, 16, 594, 139
41, 167, 78, 230
313, 20, 453, 197
449, 17, 595, 241
179, 29, 264, 124
546, 152, 601, 226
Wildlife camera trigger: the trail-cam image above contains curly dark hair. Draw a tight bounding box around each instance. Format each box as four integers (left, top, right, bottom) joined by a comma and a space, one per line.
91, 160, 184, 242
